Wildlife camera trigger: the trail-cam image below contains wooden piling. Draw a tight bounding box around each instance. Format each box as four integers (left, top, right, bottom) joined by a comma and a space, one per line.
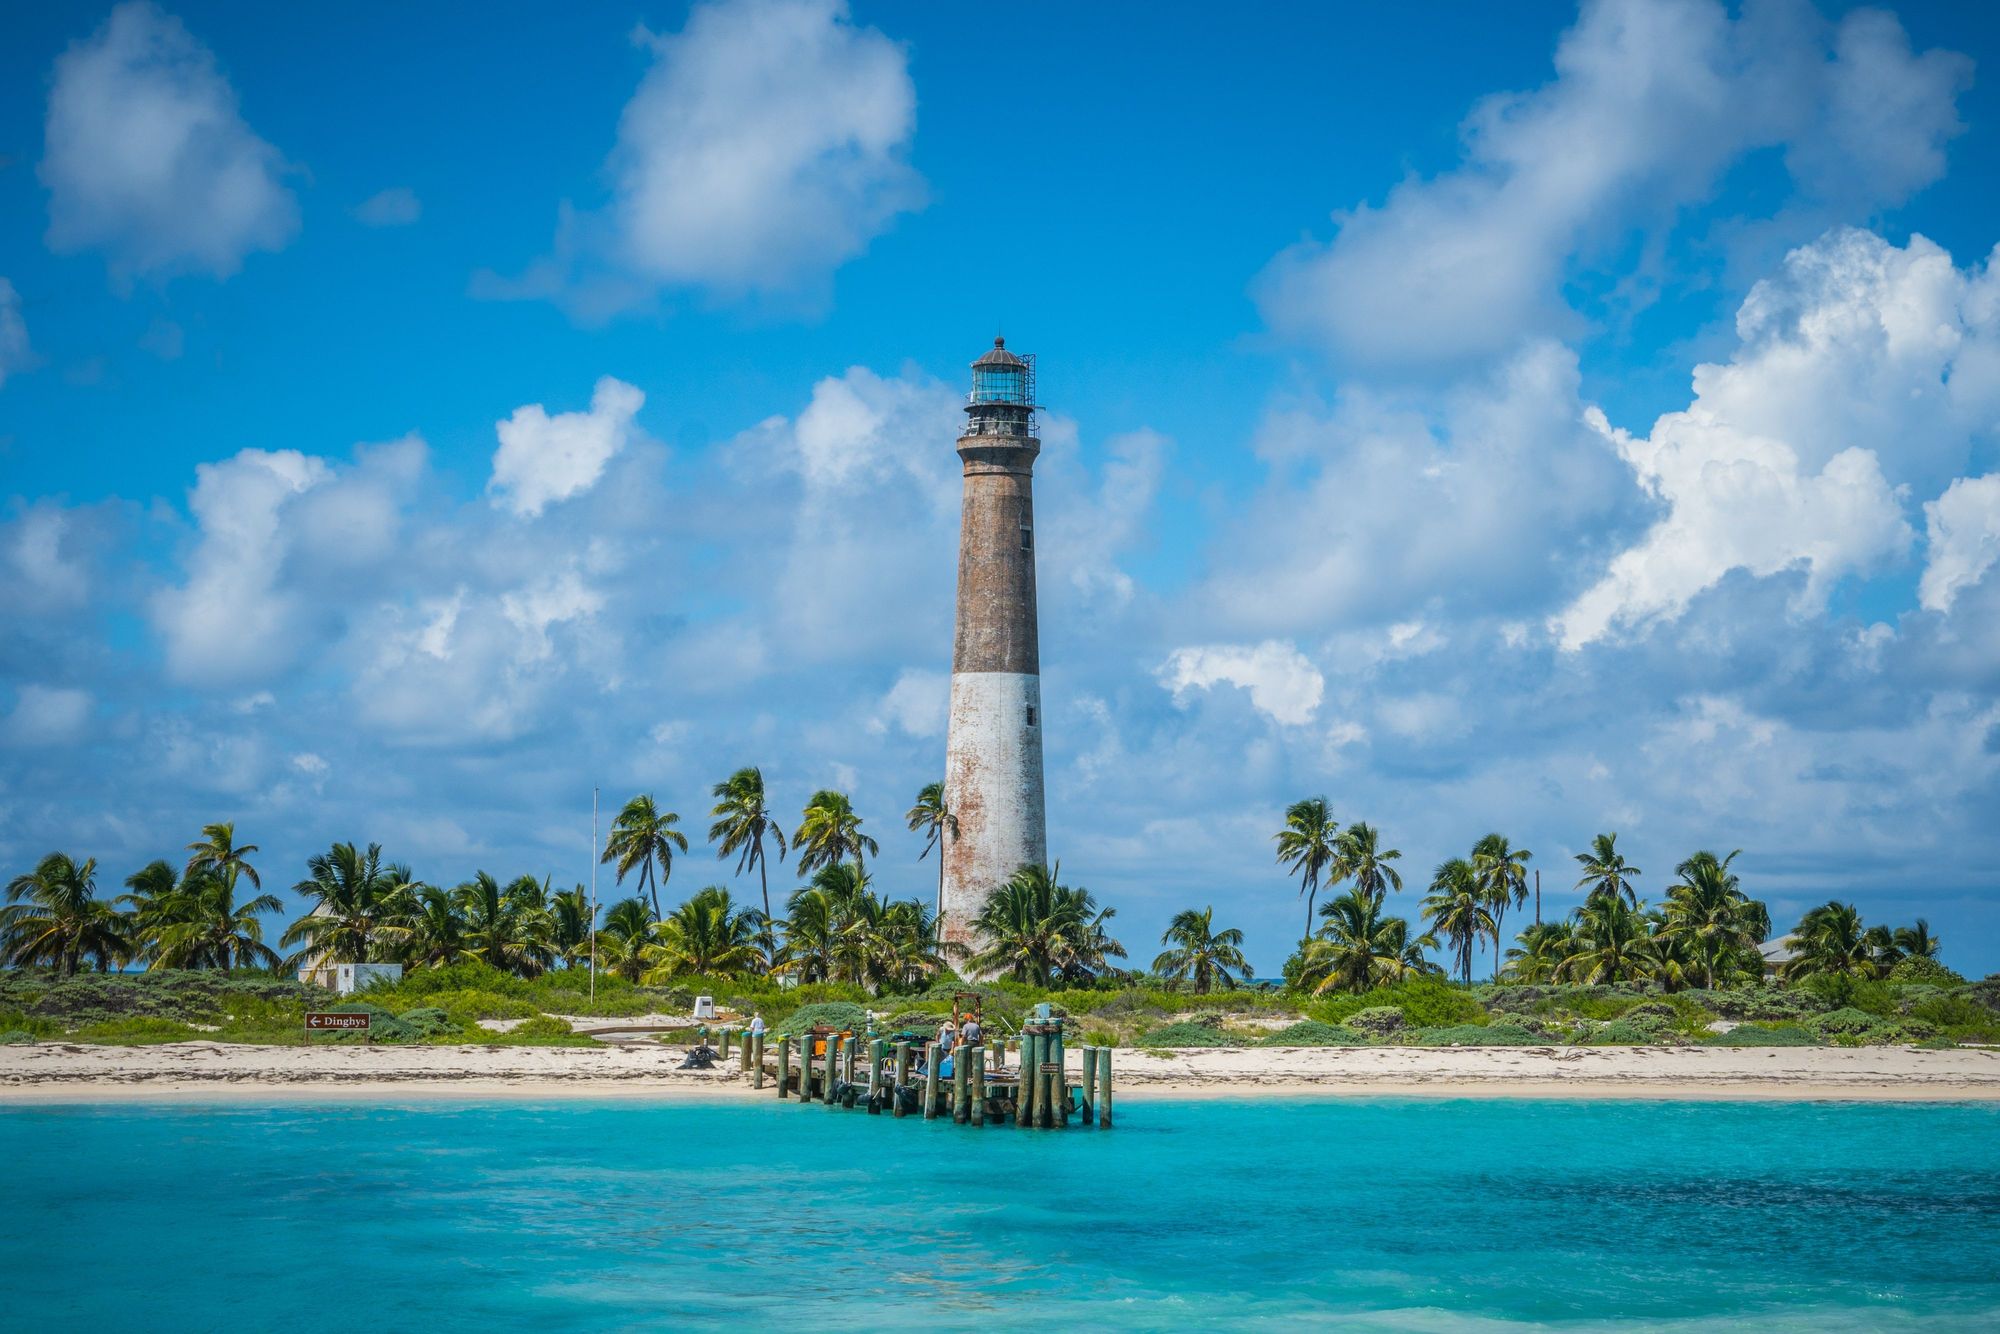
1018, 1031, 1039, 1129
844, 1035, 858, 1087
1049, 1027, 1066, 1123
969, 1046, 986, 1127
1079, 1046, 1097, 1124
752, 1033, 766, 1090
1098, 1046, 1113, 1128
893, 1042, 911, 1118
952, 1043, 969, 1123
776, 1035, 791, 1099
922, 1043, 941, 1120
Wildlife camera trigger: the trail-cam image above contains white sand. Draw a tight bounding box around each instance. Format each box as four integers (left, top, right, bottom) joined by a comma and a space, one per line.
3, 1040, 1998, 1103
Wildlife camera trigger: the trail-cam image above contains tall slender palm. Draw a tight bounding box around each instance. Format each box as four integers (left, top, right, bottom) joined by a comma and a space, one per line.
1152, 907, 1252, 994
1471, 833, 1531, 982
1573, 833, 1641, 908
1782, 901, 1878, 981
1299, 887, 1436, 994
791, 790, 878, 876
1334, 822, 1402, 904
2, 853, 132, 976
184, 821, 261, 892
1421, 858, 1492, 984
864, 898, 951, 991
968, 864, 1125, 986
1659, 850, 1767, 989
905, 781, 958, 931
709, 767, 785, 966
453, 872, 554, 976
551, 885, 593, 968
119, 860, 184, 963
1275, 797, 1340, 945
1892, 919, 1942, 960
283, 842, 399, 966
601, 795, 689, 920
391, 883, 467, 969
785, 862, 876, 985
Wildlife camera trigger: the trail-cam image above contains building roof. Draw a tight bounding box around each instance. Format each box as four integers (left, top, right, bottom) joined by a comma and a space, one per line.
972, 336, 1025, 369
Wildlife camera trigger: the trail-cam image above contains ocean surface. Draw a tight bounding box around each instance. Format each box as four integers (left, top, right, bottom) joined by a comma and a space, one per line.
5, 1095, 1998, 1329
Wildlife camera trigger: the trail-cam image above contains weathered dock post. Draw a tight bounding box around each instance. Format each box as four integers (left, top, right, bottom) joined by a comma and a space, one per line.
1098, 1046, 1113, 1128
923, 1044, 941, 1120
823, 1035, 839, 1106
752, 1032, 766, 1090
1079, 1046, 1097, 1123
952, 1044, 970, 1123
1018, 1030, 1039, 1129
1049, 1024, 1066, 1124
718, 1028, 731, 1062
893, 1042, 911, 1118
843, 1035, 858, 1088
1038, 1060, 1057, 1129
776, 1035, 791, 1099
970, 1046, 986, 1126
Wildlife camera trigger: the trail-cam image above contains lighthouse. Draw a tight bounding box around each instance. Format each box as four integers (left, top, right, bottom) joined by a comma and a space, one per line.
940, 337, 1048, 962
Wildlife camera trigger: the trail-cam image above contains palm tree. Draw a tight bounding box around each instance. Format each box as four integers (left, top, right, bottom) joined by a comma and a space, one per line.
184, 821, 261, 892
967, 864, 1125, 986
644, 886, 762, 980
709, 767, 785, 967
1471, 833, 1531, 982
119, 859, 184, 964
906, 781, 958, 931
551, 885, 593, 968
595, 896, 656, 983
453, 872, 554, 976
1421, 858, 1492, 984
1573, 833, 1641, 908
1783, 901, 1879, 981
1152, 907, 1252, 994
1333, 823, 1402, 905
791, 789, 878, 876
1658, 850, 1768, 989
390, 882, 467, 969
1892, 919, 1942, 960
1558, 893, 1653, 984
148, 873, 282, 970
283, 842, 400, 967
1298, 887, 1436, 994
1274, 797, 1340, 945
1505, 920, 1577, 983
601, 794, 689, 920
864, 897, 951, 991
2, 853, 132, 976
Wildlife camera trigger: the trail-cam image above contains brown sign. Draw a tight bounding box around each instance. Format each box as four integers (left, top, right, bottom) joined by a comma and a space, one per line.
306, 1012, 372, 1031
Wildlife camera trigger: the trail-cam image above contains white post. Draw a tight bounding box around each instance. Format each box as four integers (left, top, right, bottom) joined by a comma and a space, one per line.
590, 785, 599, 1001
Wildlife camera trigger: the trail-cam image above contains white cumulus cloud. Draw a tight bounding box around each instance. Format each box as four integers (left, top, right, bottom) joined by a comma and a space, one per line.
3, 685, 93, 747
1158, 641, 1324, 727
1254, 0, 1969, 369
1920, 474, 2000, 614
41, 1, 298, 281
353, 187, 421, 227
487, 377, 645, 518
0, 278, 32, 386
1555, 228, 2000, 648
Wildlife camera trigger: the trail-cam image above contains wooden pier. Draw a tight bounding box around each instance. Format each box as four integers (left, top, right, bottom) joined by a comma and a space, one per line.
733, 1011, 1112, 1129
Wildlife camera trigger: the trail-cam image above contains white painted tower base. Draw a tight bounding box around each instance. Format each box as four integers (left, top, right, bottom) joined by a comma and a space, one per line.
941, 671, 1046, 959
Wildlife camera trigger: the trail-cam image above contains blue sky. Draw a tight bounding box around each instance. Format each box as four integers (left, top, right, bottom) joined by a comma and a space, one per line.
5, 0, 2000, 976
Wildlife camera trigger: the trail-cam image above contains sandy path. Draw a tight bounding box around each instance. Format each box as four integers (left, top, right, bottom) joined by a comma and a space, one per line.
4, 1041, 1999, 1103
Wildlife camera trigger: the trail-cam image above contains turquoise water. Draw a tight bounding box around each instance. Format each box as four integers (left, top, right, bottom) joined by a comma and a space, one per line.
5, 1096, 1999, 1329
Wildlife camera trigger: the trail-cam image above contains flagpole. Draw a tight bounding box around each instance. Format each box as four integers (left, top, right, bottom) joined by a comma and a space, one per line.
590, 785, 599, 1001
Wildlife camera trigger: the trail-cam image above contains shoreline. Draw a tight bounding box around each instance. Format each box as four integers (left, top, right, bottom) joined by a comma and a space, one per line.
5, 1040, 2000, 1105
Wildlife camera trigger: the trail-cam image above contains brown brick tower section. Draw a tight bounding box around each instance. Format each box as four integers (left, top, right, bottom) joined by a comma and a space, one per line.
940, 338, 1049, 968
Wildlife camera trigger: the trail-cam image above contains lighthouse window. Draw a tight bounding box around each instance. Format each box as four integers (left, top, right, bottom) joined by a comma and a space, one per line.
1025, 705, 1037, 727
1019, 525, 1033, 550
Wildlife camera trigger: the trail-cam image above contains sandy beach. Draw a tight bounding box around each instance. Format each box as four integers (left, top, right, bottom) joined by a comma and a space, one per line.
4, 1041, 1998, 1103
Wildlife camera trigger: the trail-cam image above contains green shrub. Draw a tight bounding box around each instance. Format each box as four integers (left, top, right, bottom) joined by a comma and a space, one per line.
0, 1009, 61, 1039
773, 1002, 868, 1037
1081, 1027, 1118, 1047
0, 1029, 35, 1045
1801, 974, 1898, 1017
1915, 1034, 1959, 1050
1589, 1017, 1670, 1045
1699, 1023, 1818, 1047
511, 1015, 572, 1038
73, 1015, 202, 1043
1137, 1020, 1245, 1048
1258, 1021, 1368, 1047
1889, 957, 1965, 986
1408, 1023, 1538, 1047
1807, 1007, 1905, 1045
1344, 1006, 1406, 1036
396, 1007, 460, 1039
1307, 978, 1484, 1029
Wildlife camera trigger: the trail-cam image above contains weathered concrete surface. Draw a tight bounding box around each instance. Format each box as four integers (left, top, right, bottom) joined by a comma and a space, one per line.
942, 414, 1049, 967
941, 671, 1047, 958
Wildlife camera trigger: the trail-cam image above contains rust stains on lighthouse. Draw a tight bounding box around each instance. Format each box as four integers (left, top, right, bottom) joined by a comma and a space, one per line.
940, 337, 1048, 961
